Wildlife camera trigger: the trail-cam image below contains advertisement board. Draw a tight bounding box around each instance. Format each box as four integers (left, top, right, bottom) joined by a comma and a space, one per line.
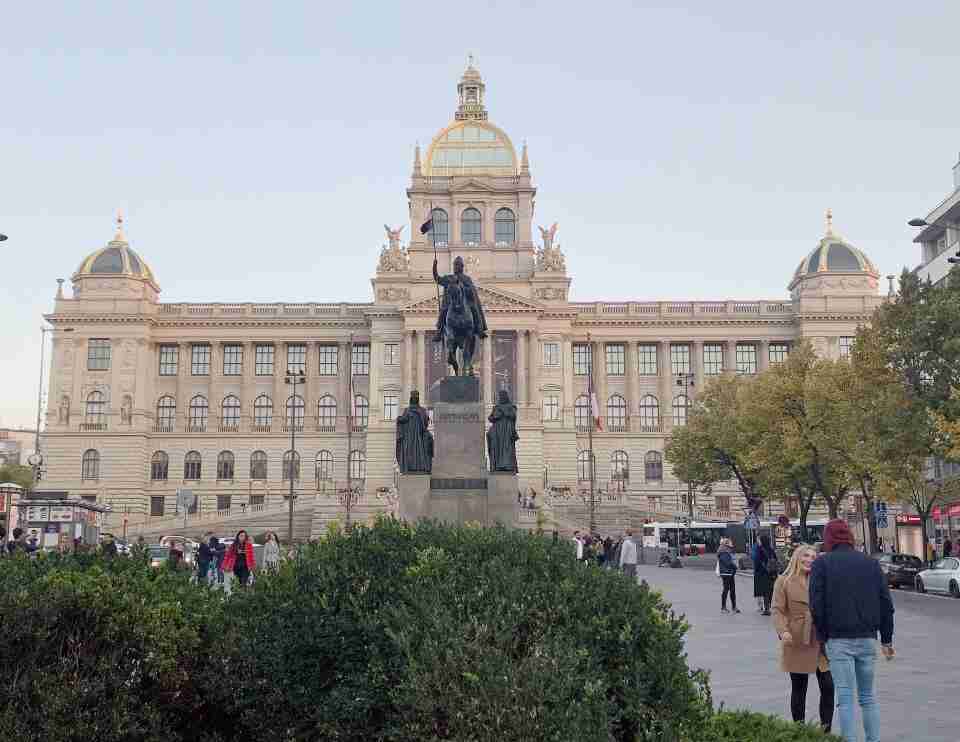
49, 506, 74, 522
25, 506, 49, 522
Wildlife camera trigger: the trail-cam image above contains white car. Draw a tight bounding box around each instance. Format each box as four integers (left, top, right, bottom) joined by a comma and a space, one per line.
916, 557, 960, 598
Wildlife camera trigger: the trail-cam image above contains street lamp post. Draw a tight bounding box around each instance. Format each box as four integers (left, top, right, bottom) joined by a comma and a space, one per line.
284, 368, 306, 543
908, 216, 960, 264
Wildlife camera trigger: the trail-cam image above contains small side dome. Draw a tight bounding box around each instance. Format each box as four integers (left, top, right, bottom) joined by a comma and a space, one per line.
73, 213, 157, 285
789, 210, 878, 290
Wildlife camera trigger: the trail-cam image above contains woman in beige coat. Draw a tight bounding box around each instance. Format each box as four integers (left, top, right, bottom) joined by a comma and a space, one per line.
771, 544, 835, 733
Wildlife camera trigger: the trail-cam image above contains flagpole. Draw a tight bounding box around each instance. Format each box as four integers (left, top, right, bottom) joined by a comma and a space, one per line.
430, 202, 441, 335
587, 331, 597, 535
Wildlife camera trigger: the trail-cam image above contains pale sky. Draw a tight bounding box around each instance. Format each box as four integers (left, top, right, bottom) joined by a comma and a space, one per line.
2, 1, 959, 428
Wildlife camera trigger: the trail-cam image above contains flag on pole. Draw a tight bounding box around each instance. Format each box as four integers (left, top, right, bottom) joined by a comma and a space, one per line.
420, 210, 433, 235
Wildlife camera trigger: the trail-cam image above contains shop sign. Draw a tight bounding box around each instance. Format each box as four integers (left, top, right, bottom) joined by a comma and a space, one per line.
25, 506, 49, 522
896, 513, 921, 525
49, 506, 74, 522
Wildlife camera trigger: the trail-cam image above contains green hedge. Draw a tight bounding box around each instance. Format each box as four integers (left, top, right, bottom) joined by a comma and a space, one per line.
0, 520, 839, 742
699, 711, 841, 741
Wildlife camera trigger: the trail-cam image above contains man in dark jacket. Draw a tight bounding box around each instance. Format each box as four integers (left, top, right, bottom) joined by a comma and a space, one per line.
809, 519, 894, 742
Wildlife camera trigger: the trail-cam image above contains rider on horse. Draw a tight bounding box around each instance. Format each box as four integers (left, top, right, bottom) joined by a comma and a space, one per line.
433, 256, 488, 343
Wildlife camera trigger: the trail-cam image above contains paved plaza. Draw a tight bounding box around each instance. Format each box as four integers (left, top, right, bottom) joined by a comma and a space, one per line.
635, 563, 958, 742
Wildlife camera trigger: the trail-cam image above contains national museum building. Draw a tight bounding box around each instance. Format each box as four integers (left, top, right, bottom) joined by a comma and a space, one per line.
41, 63, 885, 525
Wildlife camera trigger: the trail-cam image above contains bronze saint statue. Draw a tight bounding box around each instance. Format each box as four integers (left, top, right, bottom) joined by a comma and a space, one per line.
433, 255, 488, 376
396, 390, 433, 473
486, 389, 519, 473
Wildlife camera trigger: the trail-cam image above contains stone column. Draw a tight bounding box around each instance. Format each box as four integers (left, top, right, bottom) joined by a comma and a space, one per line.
516, 329, 527, 405
275, 342, 288, 432
403, 330, 414, 401
243, 341, 255, 431
177, 341, 190, 431
659, 340, 672, 432
368, 335, 383, 424
692, 340, 704, 396
758, 339, 770, 372
482, 333, 493, 405
528, 330, 540, 412
627, 342, 640, 430
562, 336, 574, 427
593, 339, 607, 424
726, 339, 738, 375
418, 331, 427, 399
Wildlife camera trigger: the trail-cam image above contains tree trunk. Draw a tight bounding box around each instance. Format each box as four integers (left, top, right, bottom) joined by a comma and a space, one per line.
865, 499, 879, 555
799, 502, 811, 544
825, 497, 840, 520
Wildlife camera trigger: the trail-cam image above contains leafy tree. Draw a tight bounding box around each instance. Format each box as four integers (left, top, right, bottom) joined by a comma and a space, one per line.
0, 464, 34, 492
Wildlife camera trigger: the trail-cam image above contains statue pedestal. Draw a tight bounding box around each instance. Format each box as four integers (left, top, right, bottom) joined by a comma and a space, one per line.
487, 472, 519, 526
398, 473, 431, 522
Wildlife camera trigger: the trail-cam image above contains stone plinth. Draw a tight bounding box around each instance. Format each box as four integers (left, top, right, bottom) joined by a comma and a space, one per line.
430, 376, 485, 480
487, 472, 519, 526
398, 473, 431, 523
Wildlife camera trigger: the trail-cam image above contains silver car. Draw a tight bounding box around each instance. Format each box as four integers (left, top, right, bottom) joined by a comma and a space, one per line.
916, 556, 960, 598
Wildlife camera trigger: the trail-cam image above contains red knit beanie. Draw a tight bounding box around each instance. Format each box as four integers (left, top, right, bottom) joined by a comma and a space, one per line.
823, 519, 854, 552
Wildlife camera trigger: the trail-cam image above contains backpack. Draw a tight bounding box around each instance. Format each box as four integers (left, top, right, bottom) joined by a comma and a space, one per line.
764, 549, 780, 575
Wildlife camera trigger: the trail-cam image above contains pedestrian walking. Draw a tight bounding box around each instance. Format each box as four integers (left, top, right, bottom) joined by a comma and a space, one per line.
752, 534, 778, 615
943, 537, 953, 561
810, 519, 894, 742
619, 529, 638, 580
100, 533, 118, 558
168, 540, 184, 569
197, 532, 215, 585
717, 538, 740, 614
211, 537, 225, 585
222, 530, 255, 589
264, 531, 281, 572
572, 531, 584, 561
772, 544, 834, 733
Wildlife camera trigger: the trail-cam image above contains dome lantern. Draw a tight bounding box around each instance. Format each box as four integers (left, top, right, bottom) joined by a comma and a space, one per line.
71, 212, 160, 301
788, 210, 879, 296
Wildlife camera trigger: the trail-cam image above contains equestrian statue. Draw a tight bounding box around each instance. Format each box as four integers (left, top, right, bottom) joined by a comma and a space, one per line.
433, 256, 488, 376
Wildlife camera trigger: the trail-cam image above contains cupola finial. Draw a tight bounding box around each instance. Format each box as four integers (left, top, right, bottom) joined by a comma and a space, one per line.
114, 209, 126, 242
825, 208, 834, 237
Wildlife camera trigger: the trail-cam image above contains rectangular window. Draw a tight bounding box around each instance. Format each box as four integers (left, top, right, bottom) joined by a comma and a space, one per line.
352, 344, 370, 376
670, 344, 691, 376
150, 496, 164, 517
158, 345, 178, 375
222, 344, 243, 375
573, 343, 592, 376
191, 344, 211, 375
703, 343, 724, 375
543, 342, 561, 367
318, 345, 339, 375
383, 343, 399, 366
637, 344, 658, 375
838, 336, 854, 359
217, 495, 232, 511
769, 343, 789, 364
87, 339, 111, 370
605, 344, 625, 376
542, 394, 560, 421
383, 392, 399, 420
286, 344, 307, 375
255, 344, 274, 376
715, 495, 731, 512
736, 344, 758, 375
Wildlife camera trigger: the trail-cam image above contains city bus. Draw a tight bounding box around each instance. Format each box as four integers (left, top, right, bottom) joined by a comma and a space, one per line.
642, 518, 831, 554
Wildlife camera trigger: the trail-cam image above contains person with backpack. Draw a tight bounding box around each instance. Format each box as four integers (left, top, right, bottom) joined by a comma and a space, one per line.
752, 534, 778, 616
717, 538, 740, 614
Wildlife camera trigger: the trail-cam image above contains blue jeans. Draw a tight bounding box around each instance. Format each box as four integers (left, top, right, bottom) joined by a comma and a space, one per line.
825, 638, 880, 742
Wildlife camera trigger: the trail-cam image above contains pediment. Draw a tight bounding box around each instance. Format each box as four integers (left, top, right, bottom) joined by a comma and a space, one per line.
402, 285, 544, 313
449, 178, 500, 193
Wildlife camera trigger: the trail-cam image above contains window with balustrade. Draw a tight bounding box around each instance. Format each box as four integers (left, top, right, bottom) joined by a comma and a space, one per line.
159, 344, 178, 375
839, 336, 854, 359
607, 394, 627, 431
287, 344, 306, 374
191, 344, 210, 375
577, 450, 595, 482
221, 395, 240, 429
189, 395, 209, 431
494, 207, 515, 244
611, 450, 629, 483
605, 344, 625, 376
351, 344, 370, 376
672, 395, 689, 426
183, 451, 202, 480
461, 207, 481, 244
349, 450, 366, 481
637, 344, 658, 375
715, 495, 731, 513
638, 394, 660, 430
644, 451, 663, 483
85, 391, 106, 428
318, 395, 337, 430
150, 451, 169, 481
573, 344, 592, 376
318, 345, 338, 375
81, 449, 100, 480
736, 344, 758, 375
217, 451, 235, 480
286, 395, 305, 431
353, 395, 369, 429
283, 450, 301, 480
670, 345, 691, 375
542, 394, 560, 421
156, 396, 176, 431
253, 395, 272, 428
383, 392, 399, 421
250, 451, 267, 480
217, 495, 232, 511
543, 341, 560, 367
703, 344, 724, 375
87, 339, 111, 370
769, 343, 790, 364
222, 344, 242, 375
255, 344, 274, 375
574, 395, 592, 431
430, 208, 449, 246
316, 450, 333, 482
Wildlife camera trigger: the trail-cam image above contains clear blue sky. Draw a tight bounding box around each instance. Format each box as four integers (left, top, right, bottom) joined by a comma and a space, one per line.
2, 1, 959, 428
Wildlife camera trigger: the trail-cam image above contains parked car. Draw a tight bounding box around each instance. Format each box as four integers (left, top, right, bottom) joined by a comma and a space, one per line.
873, 553, 924, 589
916, 557, 960, 598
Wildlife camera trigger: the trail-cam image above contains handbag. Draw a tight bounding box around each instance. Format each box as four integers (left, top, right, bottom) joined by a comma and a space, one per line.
715, 560, 721, 576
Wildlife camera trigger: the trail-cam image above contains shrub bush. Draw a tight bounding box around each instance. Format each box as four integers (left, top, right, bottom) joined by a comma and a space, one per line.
697, 710, 841, 741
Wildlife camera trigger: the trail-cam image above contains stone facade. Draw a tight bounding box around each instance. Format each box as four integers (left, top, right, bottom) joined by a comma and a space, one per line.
40, 64, 885, 527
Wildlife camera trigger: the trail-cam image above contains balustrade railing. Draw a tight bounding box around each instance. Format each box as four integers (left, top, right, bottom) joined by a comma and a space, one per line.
80, 422, 107, 432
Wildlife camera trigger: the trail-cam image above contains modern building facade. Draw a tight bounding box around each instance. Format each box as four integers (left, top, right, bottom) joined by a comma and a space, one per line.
41, 63, 886, 528
913, 152, 960, 286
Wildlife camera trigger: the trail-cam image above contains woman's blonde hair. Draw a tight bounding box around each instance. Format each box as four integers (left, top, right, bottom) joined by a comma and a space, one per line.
781, 543, 817, 580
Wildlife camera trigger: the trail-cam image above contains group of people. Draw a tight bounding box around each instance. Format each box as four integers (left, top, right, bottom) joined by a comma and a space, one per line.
516, 488, 538, 511
193, 530, 283, 589
1, 527, 37, 556
570, 529, 646, 577
717, 520, 895, 742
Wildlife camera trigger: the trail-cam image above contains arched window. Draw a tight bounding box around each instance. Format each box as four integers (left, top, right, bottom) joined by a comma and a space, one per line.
156, 396, 176, 431
221, 395, 240, 430
577, 450, 595, 482
431, 208, 449, 246
150, 451, 169, 481
611, 450, 629, 482
253, 395, 273, 429
217, 451, 235, 480
81, 449, 100, 480
286, 395, 304, 431
638, 394, 660, 431
461, 207, 481, 244
85, 391, 106, 427
184, 451, 202, 480
189, 395, 209, 432
353, 394, 369, 430
574, 394, 592, 432
318, 395, 337, 431
672, 395, 689, 427
283, 450, 301, 481
250, 450, 268, 480
607, 394, 627, 431
316, 450, 334, 482
349, 450, 367, 481
495, 208, 516, 244
644, 451, 663, 483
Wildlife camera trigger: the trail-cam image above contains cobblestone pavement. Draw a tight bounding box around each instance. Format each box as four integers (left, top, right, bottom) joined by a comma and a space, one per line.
635, 563, 959, 742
